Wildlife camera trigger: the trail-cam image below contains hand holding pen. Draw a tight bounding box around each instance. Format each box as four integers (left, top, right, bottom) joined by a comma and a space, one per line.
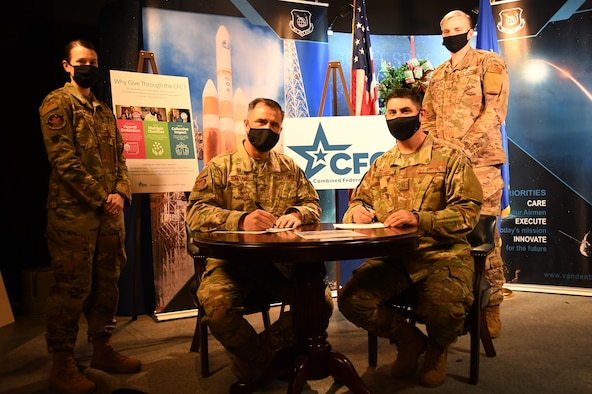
255, 201, 300, 229
242, 201, 276, 230
357, 200, 378, 223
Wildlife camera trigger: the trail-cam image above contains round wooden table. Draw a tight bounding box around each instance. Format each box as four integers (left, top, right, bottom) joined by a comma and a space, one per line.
192, 223, 420, 394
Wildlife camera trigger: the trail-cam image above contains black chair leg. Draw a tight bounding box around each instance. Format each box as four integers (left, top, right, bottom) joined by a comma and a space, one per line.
480, 312, 496, 357
262, 310, 271, 328
469, 305, 480, 384
200, 312, 210, 378
368, 332, 378, 367
190, 313, 201, 353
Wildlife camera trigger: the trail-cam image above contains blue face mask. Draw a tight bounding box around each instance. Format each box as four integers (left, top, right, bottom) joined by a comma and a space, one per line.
248, 127, 280, 152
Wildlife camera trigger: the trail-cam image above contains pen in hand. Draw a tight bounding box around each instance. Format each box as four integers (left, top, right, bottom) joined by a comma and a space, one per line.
360, 200, 378, 223
255, 201, 276, 228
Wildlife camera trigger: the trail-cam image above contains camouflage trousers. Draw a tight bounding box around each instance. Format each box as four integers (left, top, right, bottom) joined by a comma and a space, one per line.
197, 258, 296, 362
45, 209, 126, 354
338, 259, 473, 348
474, 165, 506, 307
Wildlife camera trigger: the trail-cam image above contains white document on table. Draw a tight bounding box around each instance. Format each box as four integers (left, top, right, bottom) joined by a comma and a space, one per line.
295, 230, 368, 240
333, 223, 385, 229
213, 227, 294, 235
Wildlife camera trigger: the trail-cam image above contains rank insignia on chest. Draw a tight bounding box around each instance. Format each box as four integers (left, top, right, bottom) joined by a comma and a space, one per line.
398, 178, 409, 191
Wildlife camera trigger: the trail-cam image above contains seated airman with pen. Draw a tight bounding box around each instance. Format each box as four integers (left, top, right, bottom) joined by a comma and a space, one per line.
338, 88, 483, 388
186, 97, 326, 384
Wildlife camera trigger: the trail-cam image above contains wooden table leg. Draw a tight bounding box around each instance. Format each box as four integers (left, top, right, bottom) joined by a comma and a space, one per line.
290, 262, 369, 393
231, 262, 370, 394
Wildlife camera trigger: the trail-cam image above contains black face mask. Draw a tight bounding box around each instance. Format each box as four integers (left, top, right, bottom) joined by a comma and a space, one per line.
248, 127, 280, 152
70, 64, 99, 88
386, 114, 421, 141
442, 31, 469, 53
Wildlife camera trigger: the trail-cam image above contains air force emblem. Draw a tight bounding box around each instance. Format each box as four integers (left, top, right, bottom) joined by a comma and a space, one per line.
497, 7, 526, 35
290, 9, 314, 37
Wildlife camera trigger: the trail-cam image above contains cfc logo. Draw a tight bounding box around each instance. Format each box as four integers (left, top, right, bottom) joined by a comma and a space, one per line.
287, 123, 382, 179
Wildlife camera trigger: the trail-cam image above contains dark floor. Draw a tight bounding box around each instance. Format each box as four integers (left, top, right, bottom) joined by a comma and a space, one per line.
1, 287, 592, 394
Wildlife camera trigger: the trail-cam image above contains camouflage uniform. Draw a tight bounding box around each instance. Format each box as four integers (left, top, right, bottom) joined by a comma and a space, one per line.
186, 141, 321, 362
422, 47, 510, 307
338, 133, 483, 347
39, 82, 131, 354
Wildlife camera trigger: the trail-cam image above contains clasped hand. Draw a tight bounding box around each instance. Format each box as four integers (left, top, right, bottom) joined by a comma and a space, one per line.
103, 193, 124, 216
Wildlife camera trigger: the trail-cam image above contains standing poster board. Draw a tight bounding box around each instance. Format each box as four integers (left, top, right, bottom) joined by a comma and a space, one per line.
110, 70, 200, 320
110, 70, 199, 193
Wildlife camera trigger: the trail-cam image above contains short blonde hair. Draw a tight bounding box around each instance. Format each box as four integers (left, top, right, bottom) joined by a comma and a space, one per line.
440, 10, 473, 29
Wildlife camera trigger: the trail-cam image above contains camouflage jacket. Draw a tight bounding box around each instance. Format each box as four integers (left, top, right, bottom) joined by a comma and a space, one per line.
422, 47, 509, 167
343, 133, 483, 281
186, 141, 321, 232
39, 83, 131, 211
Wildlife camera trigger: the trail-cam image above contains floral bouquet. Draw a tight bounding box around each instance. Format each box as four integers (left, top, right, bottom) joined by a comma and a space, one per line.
376, 58, 434, 112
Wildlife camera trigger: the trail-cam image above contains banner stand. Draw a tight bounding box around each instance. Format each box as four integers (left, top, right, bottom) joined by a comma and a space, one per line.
319, 61, 354, 291
128, 51, 159, 320
318, 61, 353, 117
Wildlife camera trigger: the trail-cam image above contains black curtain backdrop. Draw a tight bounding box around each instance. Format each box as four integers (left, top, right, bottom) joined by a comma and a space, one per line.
2, 0, 148, 315
3, 0, 101, 313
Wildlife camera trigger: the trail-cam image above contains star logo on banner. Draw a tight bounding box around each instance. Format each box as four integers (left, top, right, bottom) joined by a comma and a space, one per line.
287, 123, 350, 178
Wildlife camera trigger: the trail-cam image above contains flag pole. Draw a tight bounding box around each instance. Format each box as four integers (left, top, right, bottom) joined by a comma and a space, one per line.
350, 0, 357, 96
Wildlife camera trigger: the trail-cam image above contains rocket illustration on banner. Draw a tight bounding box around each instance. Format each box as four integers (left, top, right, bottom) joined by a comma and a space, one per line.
202, 79, 220, 164
216, 26, 236, 153
201, 25, 250, 164
202, 25, 258, 163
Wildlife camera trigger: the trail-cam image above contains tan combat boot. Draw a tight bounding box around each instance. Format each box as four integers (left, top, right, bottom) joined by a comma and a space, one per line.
419, 344, 448, 387
90, 336, 141, 374
48, 352, 96, 394
485, 305, 501, 338
390, 323, 428, 377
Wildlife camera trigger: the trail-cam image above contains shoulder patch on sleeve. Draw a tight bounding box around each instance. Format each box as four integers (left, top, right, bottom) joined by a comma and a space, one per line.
483, 71, 503, 95
40, 98, 67, 130
46, 113, 66, 130
193, 178, 207, 191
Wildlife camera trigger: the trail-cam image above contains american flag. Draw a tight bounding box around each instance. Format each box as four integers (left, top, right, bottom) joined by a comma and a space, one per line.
351, 0, 378, 115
